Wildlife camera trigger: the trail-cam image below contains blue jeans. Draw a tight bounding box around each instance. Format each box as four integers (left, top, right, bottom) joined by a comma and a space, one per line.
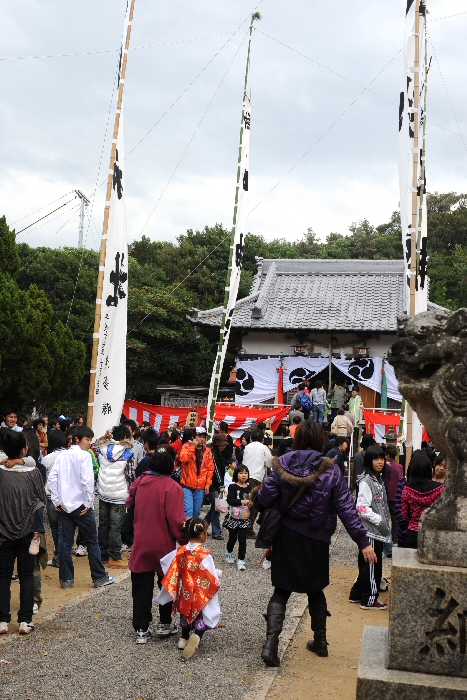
98, 500, 126, 560
183, 487, 205, 518
313, 404, 325, 424
59, 507, 108, 584
204, 489, 221, 537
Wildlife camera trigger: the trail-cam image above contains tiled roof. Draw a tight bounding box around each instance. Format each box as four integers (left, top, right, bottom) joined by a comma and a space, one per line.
189, 258, 435, 333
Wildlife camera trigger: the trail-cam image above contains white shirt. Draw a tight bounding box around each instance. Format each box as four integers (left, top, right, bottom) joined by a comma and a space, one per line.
242, 442, 272, 482
42, 449, 66, 496
47, 445, 95, 513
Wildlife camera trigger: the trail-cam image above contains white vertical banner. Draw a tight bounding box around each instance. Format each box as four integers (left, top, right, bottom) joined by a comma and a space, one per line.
205, 95, 252, 434
93, 107, 128, 439
398, 0, 428, 451
398, 0, 428, 314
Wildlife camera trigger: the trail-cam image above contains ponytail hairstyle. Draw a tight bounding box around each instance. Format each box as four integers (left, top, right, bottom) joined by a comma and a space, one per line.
183, 517, 207, 539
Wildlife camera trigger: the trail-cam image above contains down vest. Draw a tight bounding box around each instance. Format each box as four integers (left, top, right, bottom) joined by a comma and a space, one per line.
257, 448, 369, 549
98, 440, 134, 504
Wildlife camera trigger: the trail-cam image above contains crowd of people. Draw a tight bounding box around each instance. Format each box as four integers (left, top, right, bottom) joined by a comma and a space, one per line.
0, 400, 446, 664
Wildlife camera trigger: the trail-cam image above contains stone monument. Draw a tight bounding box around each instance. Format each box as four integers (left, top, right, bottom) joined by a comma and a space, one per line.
356, 309, 467, 699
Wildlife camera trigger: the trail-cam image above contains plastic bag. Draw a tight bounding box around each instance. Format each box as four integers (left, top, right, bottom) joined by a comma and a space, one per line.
215, 497, 228, 514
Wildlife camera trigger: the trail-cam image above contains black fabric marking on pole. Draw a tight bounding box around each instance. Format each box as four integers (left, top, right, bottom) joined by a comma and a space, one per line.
399, 92, 404, 131
406, 0, 415, 16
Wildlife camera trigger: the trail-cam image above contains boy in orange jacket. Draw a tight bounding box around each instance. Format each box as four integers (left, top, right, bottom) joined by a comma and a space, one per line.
179, 427, 215, 518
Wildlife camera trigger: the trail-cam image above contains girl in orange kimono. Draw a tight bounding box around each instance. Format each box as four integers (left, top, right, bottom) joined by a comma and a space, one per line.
156, 517, 221, 659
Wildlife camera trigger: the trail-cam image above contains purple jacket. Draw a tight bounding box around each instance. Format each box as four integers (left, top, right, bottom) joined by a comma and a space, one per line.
257, 449, 370, 550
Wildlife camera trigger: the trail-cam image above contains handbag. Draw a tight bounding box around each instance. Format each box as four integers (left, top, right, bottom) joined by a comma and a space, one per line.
229, 504, 250, 520
255, 483, 307, 549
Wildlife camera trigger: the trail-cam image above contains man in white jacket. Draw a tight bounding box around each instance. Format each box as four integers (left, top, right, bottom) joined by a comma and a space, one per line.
96, 424, 135, 568
242, 429, 272, 538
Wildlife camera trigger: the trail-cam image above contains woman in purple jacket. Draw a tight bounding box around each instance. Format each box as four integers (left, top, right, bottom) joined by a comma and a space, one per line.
256, 421, 376, 666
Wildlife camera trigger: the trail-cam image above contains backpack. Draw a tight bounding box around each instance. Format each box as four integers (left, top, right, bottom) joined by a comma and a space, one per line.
299, 391, 312, 411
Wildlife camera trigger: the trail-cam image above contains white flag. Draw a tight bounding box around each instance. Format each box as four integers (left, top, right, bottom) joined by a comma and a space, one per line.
398, 0, 428, 315
206, 96, 251, 435
93, 109, 128, 439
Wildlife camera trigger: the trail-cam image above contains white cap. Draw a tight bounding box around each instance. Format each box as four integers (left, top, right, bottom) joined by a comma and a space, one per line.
196, 426, 207, 435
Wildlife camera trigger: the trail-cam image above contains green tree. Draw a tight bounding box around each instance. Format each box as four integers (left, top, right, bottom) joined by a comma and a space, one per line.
0, 215, 20, 276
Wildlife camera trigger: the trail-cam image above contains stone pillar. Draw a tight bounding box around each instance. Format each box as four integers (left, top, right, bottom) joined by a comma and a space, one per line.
356, 308, 467, 698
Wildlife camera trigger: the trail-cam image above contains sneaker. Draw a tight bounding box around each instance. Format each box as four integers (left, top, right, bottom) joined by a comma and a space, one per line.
11, 574, 19, 581
29, 533, 41, 556
262, 559, 271, 570
212, 535, 224, 541
156, 622, 178, 637
0, 622, 8, 634
379, 576, 390, 592
182, 633, 200, 659
47, 559, 59, 568
178, 638, 188, 650
19, 621, 35, 635
33, 603, 39, 615
121, 544, 132, 553
360, 599, 388, 610
237, 560, 246, 571
135, 628, 152, 644
75, 545, 87, 557
349, 598, 361, 604
60, 580, 74, 589
94, 576, 114, 588
225, 551, 235, 565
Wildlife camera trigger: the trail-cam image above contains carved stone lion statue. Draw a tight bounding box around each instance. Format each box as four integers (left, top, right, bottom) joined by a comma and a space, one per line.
388, 308, 467, 567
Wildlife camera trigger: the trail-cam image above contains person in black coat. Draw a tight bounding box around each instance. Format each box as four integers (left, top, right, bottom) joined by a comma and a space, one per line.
326, 436, 349, 475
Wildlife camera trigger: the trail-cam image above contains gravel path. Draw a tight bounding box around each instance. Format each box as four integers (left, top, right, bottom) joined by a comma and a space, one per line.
0, 530, 299, 700
1, 509, 391, 700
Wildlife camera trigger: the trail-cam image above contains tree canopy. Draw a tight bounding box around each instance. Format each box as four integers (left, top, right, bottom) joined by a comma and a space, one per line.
2, 191, 466, 411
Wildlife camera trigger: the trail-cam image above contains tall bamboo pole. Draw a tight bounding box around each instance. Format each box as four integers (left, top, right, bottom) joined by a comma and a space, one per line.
87, 0, 136, 428
405, 0, 421, 466
205, 12, 260, 438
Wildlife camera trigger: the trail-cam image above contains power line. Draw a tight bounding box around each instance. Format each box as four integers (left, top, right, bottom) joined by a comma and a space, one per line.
0, 31, 238, 62
11, 191, 74, 225
256, 28, 465, 141
125, 22, 252, 159
249, 47, 403, 215
139, 30, 249, 236
16, 205, 82, 272
65, 55, 121, 328
427, 31, 467, 155
431, 11, 467, 21
15, 197, 77, 236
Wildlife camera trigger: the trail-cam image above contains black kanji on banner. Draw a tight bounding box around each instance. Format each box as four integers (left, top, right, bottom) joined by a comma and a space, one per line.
235, 232, 244, 268
106, 252, 127, 307
113, 149, 124, 200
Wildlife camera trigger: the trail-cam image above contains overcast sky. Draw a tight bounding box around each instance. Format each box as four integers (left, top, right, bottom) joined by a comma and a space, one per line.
1, 0, 467, 251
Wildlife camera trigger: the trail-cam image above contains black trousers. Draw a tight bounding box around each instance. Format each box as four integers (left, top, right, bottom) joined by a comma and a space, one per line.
349, 538, 383, 606
0, 534, 35, 623
131, 571, 173, 631
270, 587, 326, 608
227, 529, 247, 560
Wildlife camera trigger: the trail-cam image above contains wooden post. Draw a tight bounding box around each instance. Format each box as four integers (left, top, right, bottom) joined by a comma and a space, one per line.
87, 0, 136, 429
405, 0, 421, 466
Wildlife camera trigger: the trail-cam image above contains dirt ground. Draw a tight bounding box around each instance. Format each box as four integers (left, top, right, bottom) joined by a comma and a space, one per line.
7, 532, 130, 633
266, 565, 390, 700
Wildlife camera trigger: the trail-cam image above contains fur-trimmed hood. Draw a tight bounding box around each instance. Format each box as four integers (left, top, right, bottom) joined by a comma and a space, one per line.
276, 449, 333, 486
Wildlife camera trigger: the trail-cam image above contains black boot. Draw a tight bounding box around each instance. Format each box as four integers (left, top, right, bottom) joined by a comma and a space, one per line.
261, 602, 286, 667
306, 604, 329, 658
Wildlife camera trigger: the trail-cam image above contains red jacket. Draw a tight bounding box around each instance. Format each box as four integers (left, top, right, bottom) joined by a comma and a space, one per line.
179, 442, 215, 491
401, 482, 444, 532
126, 473, 188, 575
